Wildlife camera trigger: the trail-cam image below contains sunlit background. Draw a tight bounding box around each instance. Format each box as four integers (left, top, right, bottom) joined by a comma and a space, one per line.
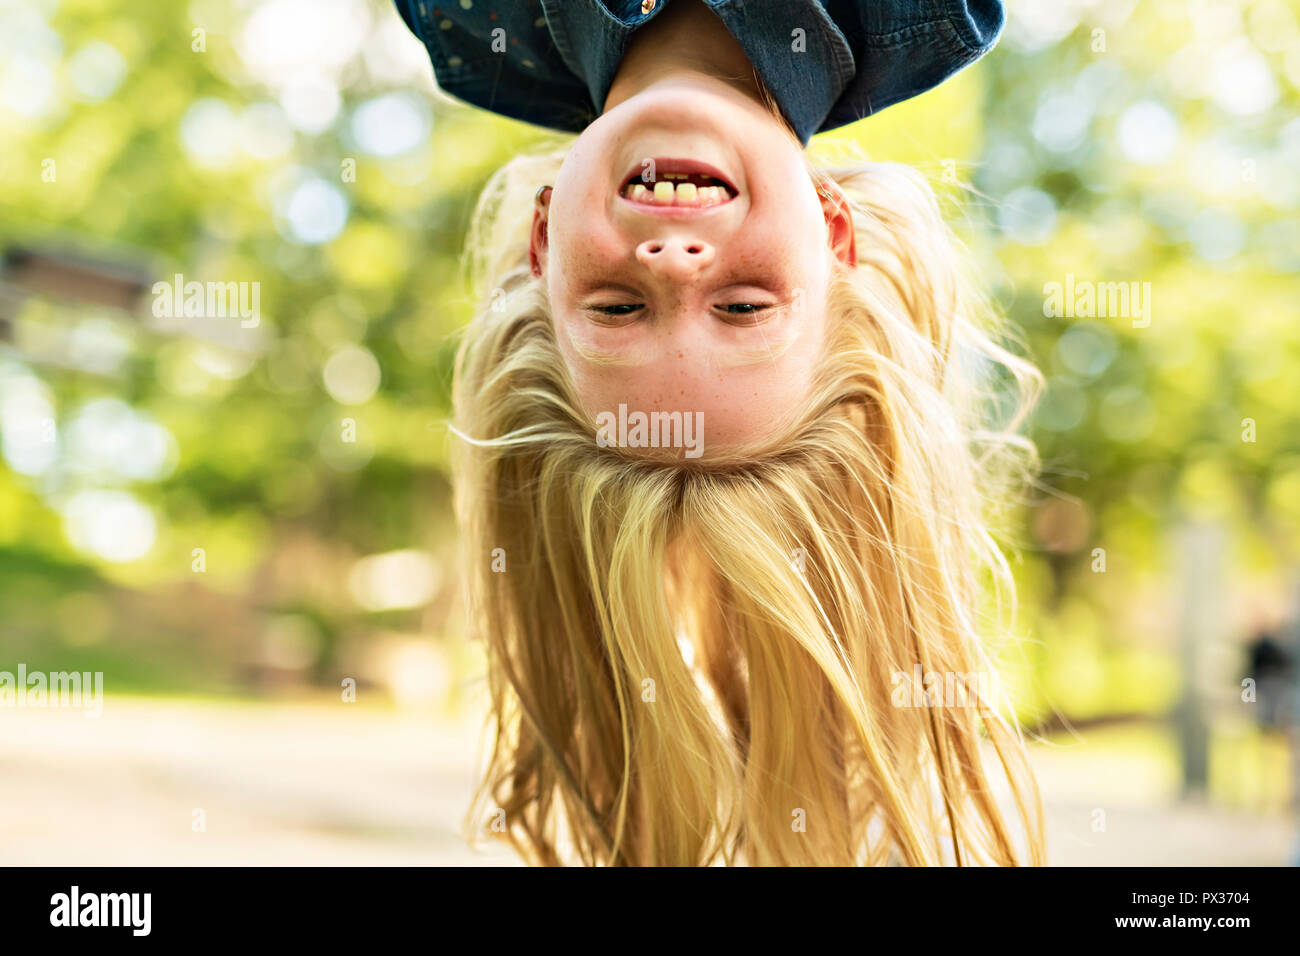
1, 0, 1297, 865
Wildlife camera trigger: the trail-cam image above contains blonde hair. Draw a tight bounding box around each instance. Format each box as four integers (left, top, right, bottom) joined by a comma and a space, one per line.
452, 142, 1046, 866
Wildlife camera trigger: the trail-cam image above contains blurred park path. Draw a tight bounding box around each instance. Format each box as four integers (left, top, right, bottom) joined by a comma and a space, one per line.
1, 697, 1293, 866
0, 696, 518, 866
1033, 735, 1298, 866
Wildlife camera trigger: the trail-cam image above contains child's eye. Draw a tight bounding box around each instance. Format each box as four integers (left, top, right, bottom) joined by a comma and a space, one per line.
717, 303, 776, 325
590, 303, 644, 316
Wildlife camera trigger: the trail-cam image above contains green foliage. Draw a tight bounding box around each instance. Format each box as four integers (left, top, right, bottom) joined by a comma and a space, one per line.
1, 1, 1296, 724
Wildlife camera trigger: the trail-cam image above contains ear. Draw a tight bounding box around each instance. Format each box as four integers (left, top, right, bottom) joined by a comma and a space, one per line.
529, 186, 552, 278
818, 181, 857, 268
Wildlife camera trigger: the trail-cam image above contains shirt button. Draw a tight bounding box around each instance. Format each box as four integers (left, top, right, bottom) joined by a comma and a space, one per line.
641, 0, 655, 13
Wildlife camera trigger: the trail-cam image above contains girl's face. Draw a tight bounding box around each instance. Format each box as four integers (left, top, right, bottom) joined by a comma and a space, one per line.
531, 74, 855, 454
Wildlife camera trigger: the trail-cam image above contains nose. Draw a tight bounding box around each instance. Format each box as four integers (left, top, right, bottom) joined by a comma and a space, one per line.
635, 236, 715, 278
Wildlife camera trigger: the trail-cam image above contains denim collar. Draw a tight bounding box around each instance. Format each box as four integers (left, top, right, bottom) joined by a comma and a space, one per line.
539, 0, 855, 145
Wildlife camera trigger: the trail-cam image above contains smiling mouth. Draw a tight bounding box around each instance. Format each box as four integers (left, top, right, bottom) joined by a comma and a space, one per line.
620, 159, 738, 208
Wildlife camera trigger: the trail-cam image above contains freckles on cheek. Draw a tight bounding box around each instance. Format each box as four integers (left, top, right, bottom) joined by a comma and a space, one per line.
550, 209, 616, 273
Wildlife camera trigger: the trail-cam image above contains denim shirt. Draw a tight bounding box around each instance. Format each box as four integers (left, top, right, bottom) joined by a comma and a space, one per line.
394, 1, 1003, 145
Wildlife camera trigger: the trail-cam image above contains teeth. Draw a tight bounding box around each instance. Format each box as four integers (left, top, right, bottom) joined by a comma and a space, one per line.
622, 179, 731, 205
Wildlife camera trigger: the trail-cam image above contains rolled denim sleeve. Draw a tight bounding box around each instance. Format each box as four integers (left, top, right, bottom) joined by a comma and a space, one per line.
394, 0, 597, 132
819, 0, 1005, 132
943, 0, 1005, 54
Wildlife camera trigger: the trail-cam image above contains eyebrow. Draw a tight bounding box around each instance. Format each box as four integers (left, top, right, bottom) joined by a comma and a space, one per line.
569, 338, 642, 367
717, 329, 799, 367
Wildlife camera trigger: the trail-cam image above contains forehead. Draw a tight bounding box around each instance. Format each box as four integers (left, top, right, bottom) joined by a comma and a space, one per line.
555, 307, 829, 451
585, 366, 809, 452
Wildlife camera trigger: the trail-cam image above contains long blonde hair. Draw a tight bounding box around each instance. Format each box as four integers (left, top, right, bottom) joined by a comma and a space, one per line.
451, 141, 1046, 865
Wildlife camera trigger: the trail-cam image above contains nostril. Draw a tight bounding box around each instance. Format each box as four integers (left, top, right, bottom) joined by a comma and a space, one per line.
647, 244, 663, 254
686, 245, 703, 255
